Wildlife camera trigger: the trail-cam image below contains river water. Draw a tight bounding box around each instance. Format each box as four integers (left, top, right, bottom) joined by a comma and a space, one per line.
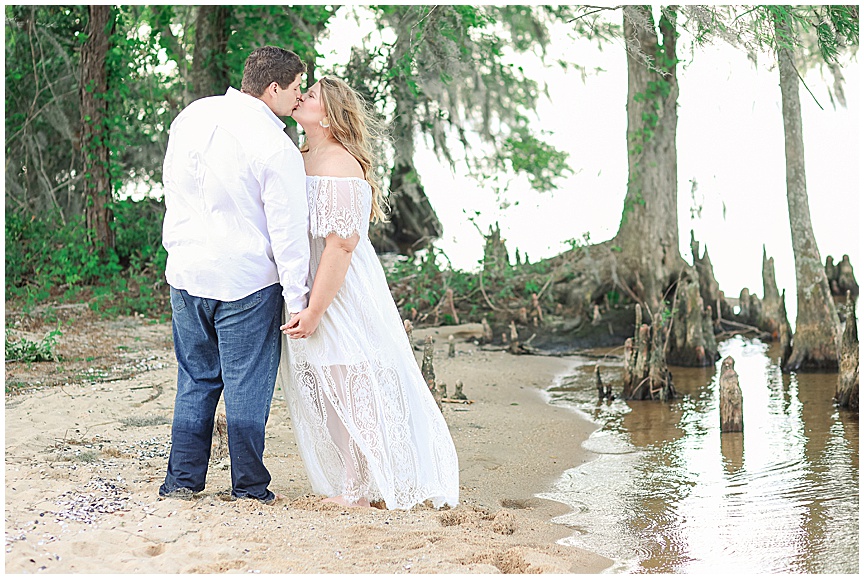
539, 336, 859, 574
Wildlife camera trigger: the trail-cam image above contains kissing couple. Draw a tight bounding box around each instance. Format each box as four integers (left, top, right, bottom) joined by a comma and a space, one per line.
158, 46, 459, 510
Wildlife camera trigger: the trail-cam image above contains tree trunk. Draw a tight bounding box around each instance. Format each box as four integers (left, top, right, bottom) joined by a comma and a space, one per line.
836, 295, 858, 410
370, 13, 443, 255
80, 5, 114, 254
191, 6, 230, 101
614, 6, 687, 313
774, 12, 842, 371
666, 275, 718, 367
622, 305, 675, 400
690, 231, 721, 320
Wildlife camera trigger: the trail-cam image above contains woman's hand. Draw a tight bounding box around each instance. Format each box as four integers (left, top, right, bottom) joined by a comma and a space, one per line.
281, 309, 323, 339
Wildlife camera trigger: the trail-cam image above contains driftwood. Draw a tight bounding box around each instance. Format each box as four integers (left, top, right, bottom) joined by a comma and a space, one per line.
442, 398, 473, 404
622, 306, 675, 400
421, 336, 442, 411
836, 294, 859, 411
719, 356, 743, 433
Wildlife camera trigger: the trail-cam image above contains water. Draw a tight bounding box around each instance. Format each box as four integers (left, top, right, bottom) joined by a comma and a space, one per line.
540, 336, 859, 574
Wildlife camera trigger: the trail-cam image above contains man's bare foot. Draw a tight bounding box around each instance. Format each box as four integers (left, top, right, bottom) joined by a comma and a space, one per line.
322, 495, 371, 508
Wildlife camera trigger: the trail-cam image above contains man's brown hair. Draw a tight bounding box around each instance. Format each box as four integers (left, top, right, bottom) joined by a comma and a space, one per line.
240, 46, 306, 97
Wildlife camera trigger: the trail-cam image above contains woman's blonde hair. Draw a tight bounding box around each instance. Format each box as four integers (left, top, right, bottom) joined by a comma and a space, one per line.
304, 76, 389, 223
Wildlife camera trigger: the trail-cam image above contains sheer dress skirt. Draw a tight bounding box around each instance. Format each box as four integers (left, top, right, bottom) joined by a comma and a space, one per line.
276, 176, 459, 510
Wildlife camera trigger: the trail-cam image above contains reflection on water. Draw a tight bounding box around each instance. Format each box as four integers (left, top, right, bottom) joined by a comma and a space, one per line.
540, 336, 859, 574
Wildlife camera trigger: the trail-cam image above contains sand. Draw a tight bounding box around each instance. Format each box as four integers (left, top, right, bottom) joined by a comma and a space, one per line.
4, 319, 610, 574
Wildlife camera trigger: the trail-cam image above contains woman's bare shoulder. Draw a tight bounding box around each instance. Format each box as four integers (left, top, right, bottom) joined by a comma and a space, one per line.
313, 146, 363, 179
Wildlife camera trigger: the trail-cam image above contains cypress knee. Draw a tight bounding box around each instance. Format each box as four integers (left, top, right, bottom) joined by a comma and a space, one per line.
836, 294, 859, 410
719, 356, 743, 432
421, 336, 441, 411
836, 255, 859, 297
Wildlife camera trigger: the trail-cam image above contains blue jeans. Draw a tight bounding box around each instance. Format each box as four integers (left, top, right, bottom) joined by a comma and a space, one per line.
159, 284, 283, 502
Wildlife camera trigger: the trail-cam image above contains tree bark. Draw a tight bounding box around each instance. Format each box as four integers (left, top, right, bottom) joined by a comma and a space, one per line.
835, 255, 859, 297
761, 245, 781, 316
836, 295, 858, 410
80, 5, 114, 254
622, 305, 675, 400
691, 231, 721, 320
373, 98, 443, 253
614, 6, 687, 313
370, 17, 443, 254
719, 356, 744, 433
191, 6, 230, 101
421, 336, 442, 411
774, 11, 842, 371
666, 275, 718, 367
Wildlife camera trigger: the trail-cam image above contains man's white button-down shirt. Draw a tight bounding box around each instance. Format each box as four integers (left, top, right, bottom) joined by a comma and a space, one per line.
162, 87, 310, 312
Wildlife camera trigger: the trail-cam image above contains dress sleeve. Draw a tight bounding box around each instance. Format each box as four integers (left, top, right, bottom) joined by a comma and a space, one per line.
309, 178, 371, 240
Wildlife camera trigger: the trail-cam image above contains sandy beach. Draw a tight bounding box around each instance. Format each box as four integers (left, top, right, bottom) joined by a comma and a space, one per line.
5, 316, 611, 573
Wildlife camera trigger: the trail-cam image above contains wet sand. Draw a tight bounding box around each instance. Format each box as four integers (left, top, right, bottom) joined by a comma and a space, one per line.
4, 321, 610, 573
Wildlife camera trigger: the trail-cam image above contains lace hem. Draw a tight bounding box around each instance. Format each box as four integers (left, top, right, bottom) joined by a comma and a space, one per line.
308, 176, 371, 240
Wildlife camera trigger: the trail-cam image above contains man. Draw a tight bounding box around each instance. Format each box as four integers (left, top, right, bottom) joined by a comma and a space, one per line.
159, 46, 310, 504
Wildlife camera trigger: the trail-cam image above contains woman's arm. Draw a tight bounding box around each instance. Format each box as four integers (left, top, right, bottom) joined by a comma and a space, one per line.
281, 231, 360, 339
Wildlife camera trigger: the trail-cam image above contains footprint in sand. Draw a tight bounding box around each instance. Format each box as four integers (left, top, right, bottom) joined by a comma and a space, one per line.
438, 507, 517, 535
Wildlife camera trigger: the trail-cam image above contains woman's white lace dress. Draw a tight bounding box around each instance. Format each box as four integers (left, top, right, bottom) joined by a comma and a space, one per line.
277, 176, 459, 510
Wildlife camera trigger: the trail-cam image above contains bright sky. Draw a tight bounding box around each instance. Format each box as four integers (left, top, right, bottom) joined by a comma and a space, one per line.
317, 6, 861, 325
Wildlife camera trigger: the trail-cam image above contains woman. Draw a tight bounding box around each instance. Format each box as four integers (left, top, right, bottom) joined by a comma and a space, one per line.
277, 77, 459, 510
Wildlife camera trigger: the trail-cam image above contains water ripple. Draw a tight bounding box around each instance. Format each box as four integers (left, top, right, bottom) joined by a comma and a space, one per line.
543, 338, 859, 574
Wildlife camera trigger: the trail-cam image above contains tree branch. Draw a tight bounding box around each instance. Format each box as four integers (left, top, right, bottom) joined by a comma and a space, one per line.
568, 5, 622, 23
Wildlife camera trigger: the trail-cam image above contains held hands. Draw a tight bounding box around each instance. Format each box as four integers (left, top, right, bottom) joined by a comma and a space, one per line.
281, 309, 323, 340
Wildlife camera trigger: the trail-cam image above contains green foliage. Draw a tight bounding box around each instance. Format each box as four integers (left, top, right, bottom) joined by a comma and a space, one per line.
5, 5, 89, 219
113, 197, 167, 272
497, 131, 572, 192
383, 232, 558, 327
5, 201, 167, 317
5, 329, 62, 363
682, 6, 858, 70
5, 6, 333, 319
346, 5, 575, 197
5, 210, 121, 299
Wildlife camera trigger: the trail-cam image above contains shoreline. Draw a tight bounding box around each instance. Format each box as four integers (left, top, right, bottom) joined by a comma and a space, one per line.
5, 319, 612, 573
